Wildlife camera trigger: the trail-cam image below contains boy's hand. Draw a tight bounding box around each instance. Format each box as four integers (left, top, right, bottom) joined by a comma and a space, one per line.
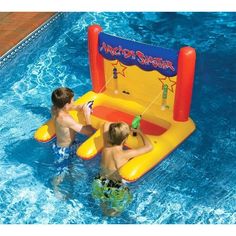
130, 127, 143, 137
130, 127, 142, 133
87, 100, 94, 110
84, 101, 93, 113
82, 100, 93, 119
75, 101, 93, 113
82, 105, 90, 116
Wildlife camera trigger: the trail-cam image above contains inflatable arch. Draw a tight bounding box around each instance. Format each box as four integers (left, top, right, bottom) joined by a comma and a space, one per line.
35, 24, 196, 182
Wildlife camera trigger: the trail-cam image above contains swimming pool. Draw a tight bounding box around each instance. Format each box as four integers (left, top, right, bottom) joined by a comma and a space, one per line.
0, 12, 235, 224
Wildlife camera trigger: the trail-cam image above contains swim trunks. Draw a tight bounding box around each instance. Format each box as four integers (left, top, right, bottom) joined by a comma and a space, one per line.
92, 175, 132, 212
52, 139, 81, 175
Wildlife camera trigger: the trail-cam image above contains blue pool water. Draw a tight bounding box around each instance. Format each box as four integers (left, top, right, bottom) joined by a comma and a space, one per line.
0, 12, 235, 224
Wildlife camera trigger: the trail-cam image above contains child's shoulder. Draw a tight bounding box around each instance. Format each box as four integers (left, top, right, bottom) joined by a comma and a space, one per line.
56, 111, 71, 123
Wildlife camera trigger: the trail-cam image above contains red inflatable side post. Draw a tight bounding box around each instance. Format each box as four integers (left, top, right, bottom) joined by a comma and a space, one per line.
173, 47, 196, 122
88, 25, 105, 93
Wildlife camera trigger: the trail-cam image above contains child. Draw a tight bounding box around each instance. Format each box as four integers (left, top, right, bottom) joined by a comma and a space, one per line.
51, 87, 94, 197
92, 121, 153, 216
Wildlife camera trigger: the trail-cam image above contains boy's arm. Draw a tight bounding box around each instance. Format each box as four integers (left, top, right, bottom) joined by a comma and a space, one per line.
82, 104, 92, 125
116, 130, 153, 165
69, 103, 83, 111
72, 102, 92, 125
63, 115, 94, 136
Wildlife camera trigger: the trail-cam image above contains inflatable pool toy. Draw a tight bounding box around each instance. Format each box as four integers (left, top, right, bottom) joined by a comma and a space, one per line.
35, 24, 196, 182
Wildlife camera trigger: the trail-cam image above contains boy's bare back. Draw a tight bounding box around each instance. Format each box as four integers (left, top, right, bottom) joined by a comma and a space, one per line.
100, 122, 153, 181
101, 145, 127, 181
51, 87, 93, 148
54, 110, 77, 147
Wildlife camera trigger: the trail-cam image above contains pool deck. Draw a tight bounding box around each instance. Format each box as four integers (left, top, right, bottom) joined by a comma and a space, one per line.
0, 12, 55, 57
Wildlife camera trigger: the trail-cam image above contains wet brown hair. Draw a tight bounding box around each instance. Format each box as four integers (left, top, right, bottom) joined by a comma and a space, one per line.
109, 122, 130, 145
51, 87, 74, 109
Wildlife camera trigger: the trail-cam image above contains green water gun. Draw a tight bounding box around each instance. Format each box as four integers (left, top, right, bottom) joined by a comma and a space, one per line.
131, 115, 142, 136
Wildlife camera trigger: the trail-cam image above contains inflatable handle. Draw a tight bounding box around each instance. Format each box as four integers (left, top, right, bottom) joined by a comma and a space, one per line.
34, 119, 56, 142
76, 127, 104, 160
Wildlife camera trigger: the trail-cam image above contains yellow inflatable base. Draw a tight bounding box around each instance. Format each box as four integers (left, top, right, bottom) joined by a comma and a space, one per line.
35, 91, 195, 182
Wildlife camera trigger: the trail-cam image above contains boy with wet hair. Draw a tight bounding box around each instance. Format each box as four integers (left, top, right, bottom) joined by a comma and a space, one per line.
51, 87, 94, 197
92, 121, 153, 216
